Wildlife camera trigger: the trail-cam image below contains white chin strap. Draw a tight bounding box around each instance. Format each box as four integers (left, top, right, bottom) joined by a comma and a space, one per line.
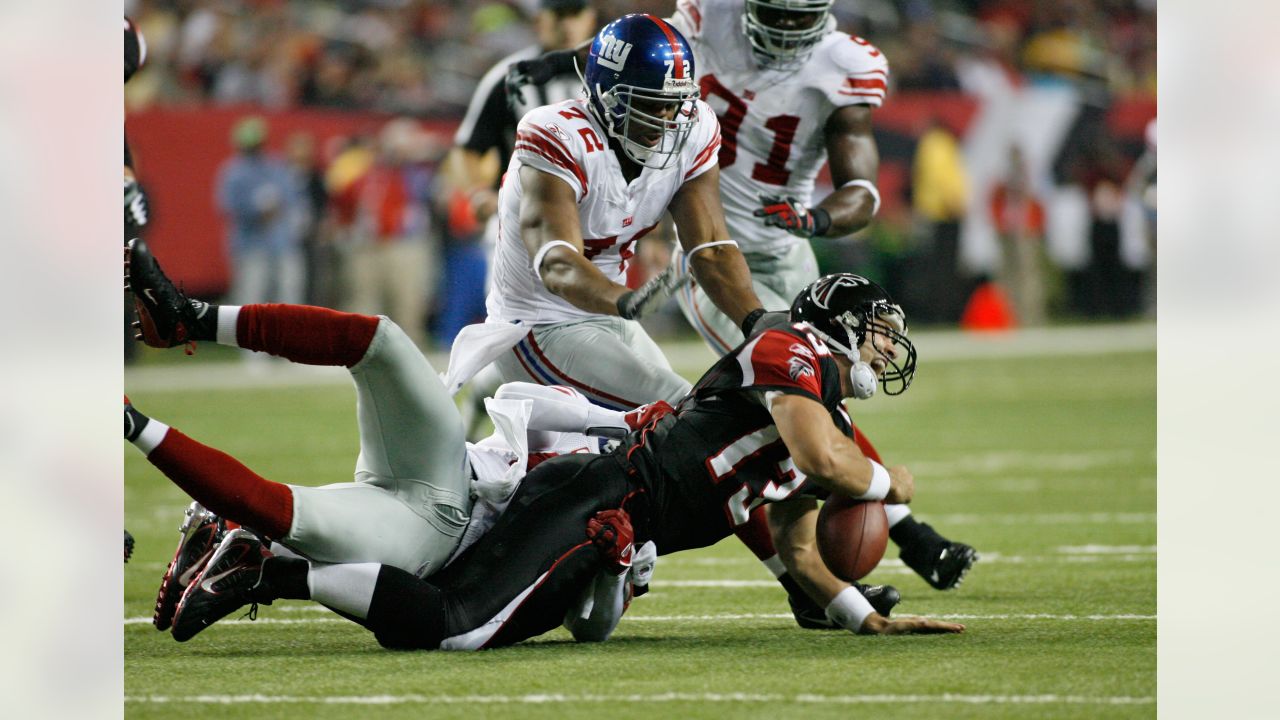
849, 358, 877, 400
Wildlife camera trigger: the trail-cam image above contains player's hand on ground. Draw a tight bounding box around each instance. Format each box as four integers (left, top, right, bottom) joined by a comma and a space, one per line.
861, 613, 965, 635
885, 465, 914, 504
754, 195, 828, 239
587, 509, 635, 575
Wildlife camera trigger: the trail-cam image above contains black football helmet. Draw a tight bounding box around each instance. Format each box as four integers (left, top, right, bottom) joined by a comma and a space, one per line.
790, 273, 917, 396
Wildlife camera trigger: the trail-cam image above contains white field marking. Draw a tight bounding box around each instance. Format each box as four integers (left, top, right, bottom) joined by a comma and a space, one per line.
125, 692, 1155, 706
124, 323, 1154, 393
927, 512, 1154, 525
908, 449, 1146, 476
125, 612, 1154, 627
1058, 545, 1156, 554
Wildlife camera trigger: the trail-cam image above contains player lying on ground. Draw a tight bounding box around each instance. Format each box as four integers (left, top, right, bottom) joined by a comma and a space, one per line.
507, 1, 978, 603
124, 239, 899, 640
159, 273, 964, 649
125, 238, 659, 640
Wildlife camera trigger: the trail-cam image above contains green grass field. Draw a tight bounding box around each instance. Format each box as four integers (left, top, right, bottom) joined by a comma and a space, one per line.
124, 334, 1155, 719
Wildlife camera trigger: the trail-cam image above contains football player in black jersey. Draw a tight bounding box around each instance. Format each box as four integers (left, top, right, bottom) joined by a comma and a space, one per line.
175, 274, 964, 648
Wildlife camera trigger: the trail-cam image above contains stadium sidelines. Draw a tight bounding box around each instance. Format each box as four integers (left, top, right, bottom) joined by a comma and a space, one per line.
123, 321, 1155, 393
124, 692, 1155, 706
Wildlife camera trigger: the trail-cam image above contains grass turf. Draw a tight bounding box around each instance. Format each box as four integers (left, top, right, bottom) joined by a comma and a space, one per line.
125, 348, 1155, 719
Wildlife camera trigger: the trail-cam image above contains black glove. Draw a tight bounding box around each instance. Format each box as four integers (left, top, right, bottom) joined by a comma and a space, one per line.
616, 262, 691, 320
505, 49, 579, 115
125, 177, 149, 229
754, 195, 831, 239
740, 309, 791, 338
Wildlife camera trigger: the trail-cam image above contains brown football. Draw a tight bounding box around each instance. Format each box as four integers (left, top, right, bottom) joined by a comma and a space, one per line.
816, 497, 888, 581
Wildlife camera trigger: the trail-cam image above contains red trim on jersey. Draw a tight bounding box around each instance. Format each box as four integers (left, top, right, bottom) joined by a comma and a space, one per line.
747, 330, 824, 397
526, 333, 643, 409
480, 540, 593, 650
515, 131, 588, 194
685, 279, 735, 354
644, 14, 685, 78
851, 423, 884, 464
684, 135, 721, 179
845, 77, 888, 91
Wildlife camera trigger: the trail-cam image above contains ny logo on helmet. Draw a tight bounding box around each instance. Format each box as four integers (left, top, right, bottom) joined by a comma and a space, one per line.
598, 34, 633, 71
810, 275, 870, 310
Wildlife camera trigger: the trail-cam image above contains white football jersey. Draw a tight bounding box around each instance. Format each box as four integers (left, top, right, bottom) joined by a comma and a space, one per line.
670, 0, 889, 255
486, 97, 722, 324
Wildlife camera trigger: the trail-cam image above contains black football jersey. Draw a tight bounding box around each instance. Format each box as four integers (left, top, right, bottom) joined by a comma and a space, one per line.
624, 324, 855, 554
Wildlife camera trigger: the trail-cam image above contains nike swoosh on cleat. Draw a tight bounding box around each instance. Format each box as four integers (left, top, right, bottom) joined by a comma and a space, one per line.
930, 570, 941, 584
142, 288, 157, 305
199, 565, 244, 593
177, 550, 214, 587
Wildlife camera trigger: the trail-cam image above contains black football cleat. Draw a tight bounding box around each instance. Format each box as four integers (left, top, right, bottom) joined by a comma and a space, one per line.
124, 530, 135, 563
905, 542, 979, 591
153, 502, 226, 631
125, 238, 212, 351
790, 581, 901, 630
170, 528, 272, 642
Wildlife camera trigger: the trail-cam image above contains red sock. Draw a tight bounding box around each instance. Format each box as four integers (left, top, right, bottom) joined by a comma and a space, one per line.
237, 304, 380, 367
734, 505, 777, 561
148, 428, 293, 539
851, 423, 885, 464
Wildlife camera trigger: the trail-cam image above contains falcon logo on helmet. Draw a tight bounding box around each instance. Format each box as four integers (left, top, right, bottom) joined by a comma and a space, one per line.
581, 14, 701, 169
742, 0, 835, 70
790, 273, 917, 397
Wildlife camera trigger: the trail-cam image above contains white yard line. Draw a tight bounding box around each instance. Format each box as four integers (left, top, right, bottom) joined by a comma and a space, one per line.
124, 322, 1154, 393
125, 692, 1154, 706
125, 612, 1154, 626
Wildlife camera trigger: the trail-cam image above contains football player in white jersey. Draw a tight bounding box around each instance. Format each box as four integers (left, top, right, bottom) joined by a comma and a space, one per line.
447, 13, 767, 410
665, 0, 887, 354
125, 237, 666, 641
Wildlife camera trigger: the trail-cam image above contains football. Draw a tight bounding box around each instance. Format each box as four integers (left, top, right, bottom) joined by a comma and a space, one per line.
816, 497, 889, 581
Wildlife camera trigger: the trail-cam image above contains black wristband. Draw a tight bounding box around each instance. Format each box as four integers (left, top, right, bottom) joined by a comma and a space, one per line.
741, 308, 767, 337
616, 291, 636, 320
809, 206, 832, 237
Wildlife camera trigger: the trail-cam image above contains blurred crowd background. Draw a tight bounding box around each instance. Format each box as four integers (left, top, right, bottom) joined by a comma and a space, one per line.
123, 0, 1156, 355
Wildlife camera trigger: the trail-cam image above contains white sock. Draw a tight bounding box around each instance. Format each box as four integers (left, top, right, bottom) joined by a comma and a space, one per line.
269, 542, 304, 560
761, 553, 786, 578
885, 503, 912, 528
132, 418, 170, 456
216, 305, 241, 347
308, 562, 381, 620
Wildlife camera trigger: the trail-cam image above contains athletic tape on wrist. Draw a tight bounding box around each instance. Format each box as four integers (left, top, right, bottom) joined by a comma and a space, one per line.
532, 240, 579, 275
855, 460, 891, 501
841, 179, 881, 216
826, 585, 876, 632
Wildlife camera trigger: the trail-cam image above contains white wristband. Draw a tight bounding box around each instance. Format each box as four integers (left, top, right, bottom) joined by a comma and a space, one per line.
825, 585, 876, 632
531, 240, 578, 275
841, 179, 881, 217
855, 459, 891, 501
685, 238, 738, 260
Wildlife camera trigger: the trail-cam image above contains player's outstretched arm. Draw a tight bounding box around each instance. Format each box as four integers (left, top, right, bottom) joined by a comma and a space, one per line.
767, 498, 852, 606
817, 105, 881, 237
767, 499, 963, 636
519, 166, 631, 315
769, 392, 914, 503
669, 165, 765, 328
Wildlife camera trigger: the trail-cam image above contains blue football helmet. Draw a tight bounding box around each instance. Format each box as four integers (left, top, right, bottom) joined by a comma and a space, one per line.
581, 14, 700, 169
743, 0, 835, 69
